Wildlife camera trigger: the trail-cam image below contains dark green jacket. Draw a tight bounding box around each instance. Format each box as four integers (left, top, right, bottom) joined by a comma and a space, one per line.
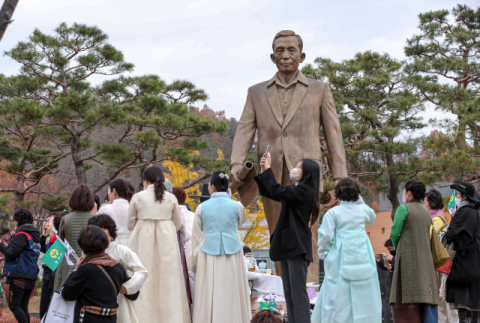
390, 202, 438, 305
53, 210, 93, 293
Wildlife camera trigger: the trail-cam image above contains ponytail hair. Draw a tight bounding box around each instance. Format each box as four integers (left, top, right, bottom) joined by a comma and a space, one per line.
210, 171, 229, 192
109, 178, 134, 202
143, 166, 166, 201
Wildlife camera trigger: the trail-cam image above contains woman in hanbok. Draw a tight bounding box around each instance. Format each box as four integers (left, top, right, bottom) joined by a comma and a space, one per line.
98, 179, 134, 246
312, 177, 382, 323
191, 172, 251, 323
172, 187, 195, 310
128, 166, 190, 323
88, 214, 148, 323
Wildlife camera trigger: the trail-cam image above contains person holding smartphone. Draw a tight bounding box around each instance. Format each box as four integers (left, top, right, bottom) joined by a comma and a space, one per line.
254, 152, 320, 323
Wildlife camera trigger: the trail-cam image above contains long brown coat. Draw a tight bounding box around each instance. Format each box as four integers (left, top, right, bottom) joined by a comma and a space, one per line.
231, 71, 347, 280
390, 202, 439, 305
231, 71, 347, 192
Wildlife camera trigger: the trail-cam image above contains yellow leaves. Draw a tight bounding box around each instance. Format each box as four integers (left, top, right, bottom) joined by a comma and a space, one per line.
217, 149, 224, 161
242, 197, 270, 251
163, 159, 200, 208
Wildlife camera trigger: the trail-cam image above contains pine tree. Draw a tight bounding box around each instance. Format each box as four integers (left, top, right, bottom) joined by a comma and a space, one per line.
93, 76, 228, 192
0, 97, 69, 204
1, 22, 134, 185
405, 4, 480, 183
303, 51, 427, 218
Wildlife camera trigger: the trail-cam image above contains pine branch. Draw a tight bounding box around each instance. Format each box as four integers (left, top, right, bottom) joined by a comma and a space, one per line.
0, 0, 18, 42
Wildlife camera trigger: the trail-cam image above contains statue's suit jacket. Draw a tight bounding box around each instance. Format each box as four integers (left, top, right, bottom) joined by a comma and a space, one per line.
231, 71, 347, 192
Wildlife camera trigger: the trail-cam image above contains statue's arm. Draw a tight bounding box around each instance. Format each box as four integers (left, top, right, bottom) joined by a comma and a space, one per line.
320, 84, 347, 181
231, 88, 256, 167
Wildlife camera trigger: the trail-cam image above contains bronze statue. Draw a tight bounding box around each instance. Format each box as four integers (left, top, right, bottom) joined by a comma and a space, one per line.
230, 30, 347, 279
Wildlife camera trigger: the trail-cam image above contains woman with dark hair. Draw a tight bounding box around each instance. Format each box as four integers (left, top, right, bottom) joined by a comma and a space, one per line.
88, 214, 148, 323
98, 178, 135, 245
254, 153, 321, 323
39, 211, 67, 318
0, 208, 41, 323
445, 182, 480, 323
172, 186, 194, 312
424, 190, 456, 323
191, 171, 251, 323
312, 178, 381, 323
62, 225, 129, 323
425, 189, 448, 235
389, 179, 438, 323
127, 166, 190, 323
54, 184, 96, 293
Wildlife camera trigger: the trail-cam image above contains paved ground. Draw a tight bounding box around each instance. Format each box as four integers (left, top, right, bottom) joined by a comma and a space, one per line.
1, 296, 40, 318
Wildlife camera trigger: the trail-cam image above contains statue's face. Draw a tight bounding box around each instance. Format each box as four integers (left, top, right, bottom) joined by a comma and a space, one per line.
271, 36, 305, 74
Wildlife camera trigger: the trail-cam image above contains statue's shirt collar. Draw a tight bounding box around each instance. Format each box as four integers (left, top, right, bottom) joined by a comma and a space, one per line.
267, 70, 309, 88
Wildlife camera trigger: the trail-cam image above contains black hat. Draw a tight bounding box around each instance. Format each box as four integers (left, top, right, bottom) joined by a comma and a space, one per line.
189, 183, 210, 203
450, 182, 480, 203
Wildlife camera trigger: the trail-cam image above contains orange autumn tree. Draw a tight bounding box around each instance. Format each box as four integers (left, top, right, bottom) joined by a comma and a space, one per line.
163, 149, 227, 211
233, 193, 269, 251
163, 151, 202, 210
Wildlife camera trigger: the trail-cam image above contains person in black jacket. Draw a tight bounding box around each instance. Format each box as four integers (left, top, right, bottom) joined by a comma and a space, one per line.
446, 182, 480, 323
62, 225, 128, 323
0, 208, 41, 323
254, 153, 321, 323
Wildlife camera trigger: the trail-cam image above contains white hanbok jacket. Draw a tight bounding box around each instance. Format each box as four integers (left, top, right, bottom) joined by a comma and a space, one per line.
106, 241, 148, 323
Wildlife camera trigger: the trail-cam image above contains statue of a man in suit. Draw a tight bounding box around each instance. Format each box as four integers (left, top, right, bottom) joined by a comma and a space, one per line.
230, 30, 347, 278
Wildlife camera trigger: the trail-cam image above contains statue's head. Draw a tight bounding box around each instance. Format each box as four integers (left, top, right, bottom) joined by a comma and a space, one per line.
271, 30, 306, 74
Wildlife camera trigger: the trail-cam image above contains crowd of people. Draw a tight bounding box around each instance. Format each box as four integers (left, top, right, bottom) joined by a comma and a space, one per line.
0, 154, 480, 323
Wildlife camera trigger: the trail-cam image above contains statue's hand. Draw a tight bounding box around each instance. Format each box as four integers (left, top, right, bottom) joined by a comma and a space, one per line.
230, 164, 244, 186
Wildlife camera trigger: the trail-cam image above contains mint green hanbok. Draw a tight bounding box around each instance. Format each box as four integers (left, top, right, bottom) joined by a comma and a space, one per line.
312, 201, 382, 323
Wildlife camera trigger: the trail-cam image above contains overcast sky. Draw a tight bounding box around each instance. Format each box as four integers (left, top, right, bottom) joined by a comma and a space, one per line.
1, 0, 478, 124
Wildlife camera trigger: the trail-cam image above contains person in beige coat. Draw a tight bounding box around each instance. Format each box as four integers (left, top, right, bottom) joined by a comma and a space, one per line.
230, 30, 347, 277
128, 166, 191, 323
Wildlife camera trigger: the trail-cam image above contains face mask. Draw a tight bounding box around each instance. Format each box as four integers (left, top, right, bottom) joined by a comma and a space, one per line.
289, 168, 302, 183
402, 194, 407, 204
389, 250, 396, 256
455, 197, 462, 206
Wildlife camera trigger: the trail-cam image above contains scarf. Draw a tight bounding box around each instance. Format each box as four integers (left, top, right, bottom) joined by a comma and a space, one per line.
82, 252, 118, 267
457, 199, 472, 211
429, 209, 443, 218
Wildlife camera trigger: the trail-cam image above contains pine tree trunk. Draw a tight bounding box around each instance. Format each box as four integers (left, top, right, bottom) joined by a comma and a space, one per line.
386, 138, 399, 221
15, 177, 24, 204
71, 134, 87, 185
0, 0, 19, 42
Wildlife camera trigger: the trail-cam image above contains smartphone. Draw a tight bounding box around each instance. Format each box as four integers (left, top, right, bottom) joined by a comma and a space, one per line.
264, 145, 270, 158
375, 254, 382, 261
383, 255, 389, 267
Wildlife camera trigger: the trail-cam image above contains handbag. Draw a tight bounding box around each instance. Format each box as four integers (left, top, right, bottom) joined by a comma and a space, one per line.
436, 243, 456, 274
431, 224, 449, 269
42, 292, 76, 323
447, 212, 480, 285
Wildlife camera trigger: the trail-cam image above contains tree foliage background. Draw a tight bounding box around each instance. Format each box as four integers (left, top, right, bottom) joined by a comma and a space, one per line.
1, 4, 480, 224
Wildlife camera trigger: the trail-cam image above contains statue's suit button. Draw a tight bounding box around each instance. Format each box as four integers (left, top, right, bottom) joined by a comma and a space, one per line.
283, 132, 287, 137
278, 150, 283, 154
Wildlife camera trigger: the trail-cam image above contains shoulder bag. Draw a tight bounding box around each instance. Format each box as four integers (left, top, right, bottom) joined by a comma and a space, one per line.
431, 223, 449, 269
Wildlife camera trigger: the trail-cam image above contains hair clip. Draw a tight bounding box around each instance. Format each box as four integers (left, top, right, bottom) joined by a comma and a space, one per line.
219, 173, 227, 179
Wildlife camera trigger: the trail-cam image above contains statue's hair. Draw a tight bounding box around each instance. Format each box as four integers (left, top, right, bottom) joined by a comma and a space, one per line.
272, 30, 303, 52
